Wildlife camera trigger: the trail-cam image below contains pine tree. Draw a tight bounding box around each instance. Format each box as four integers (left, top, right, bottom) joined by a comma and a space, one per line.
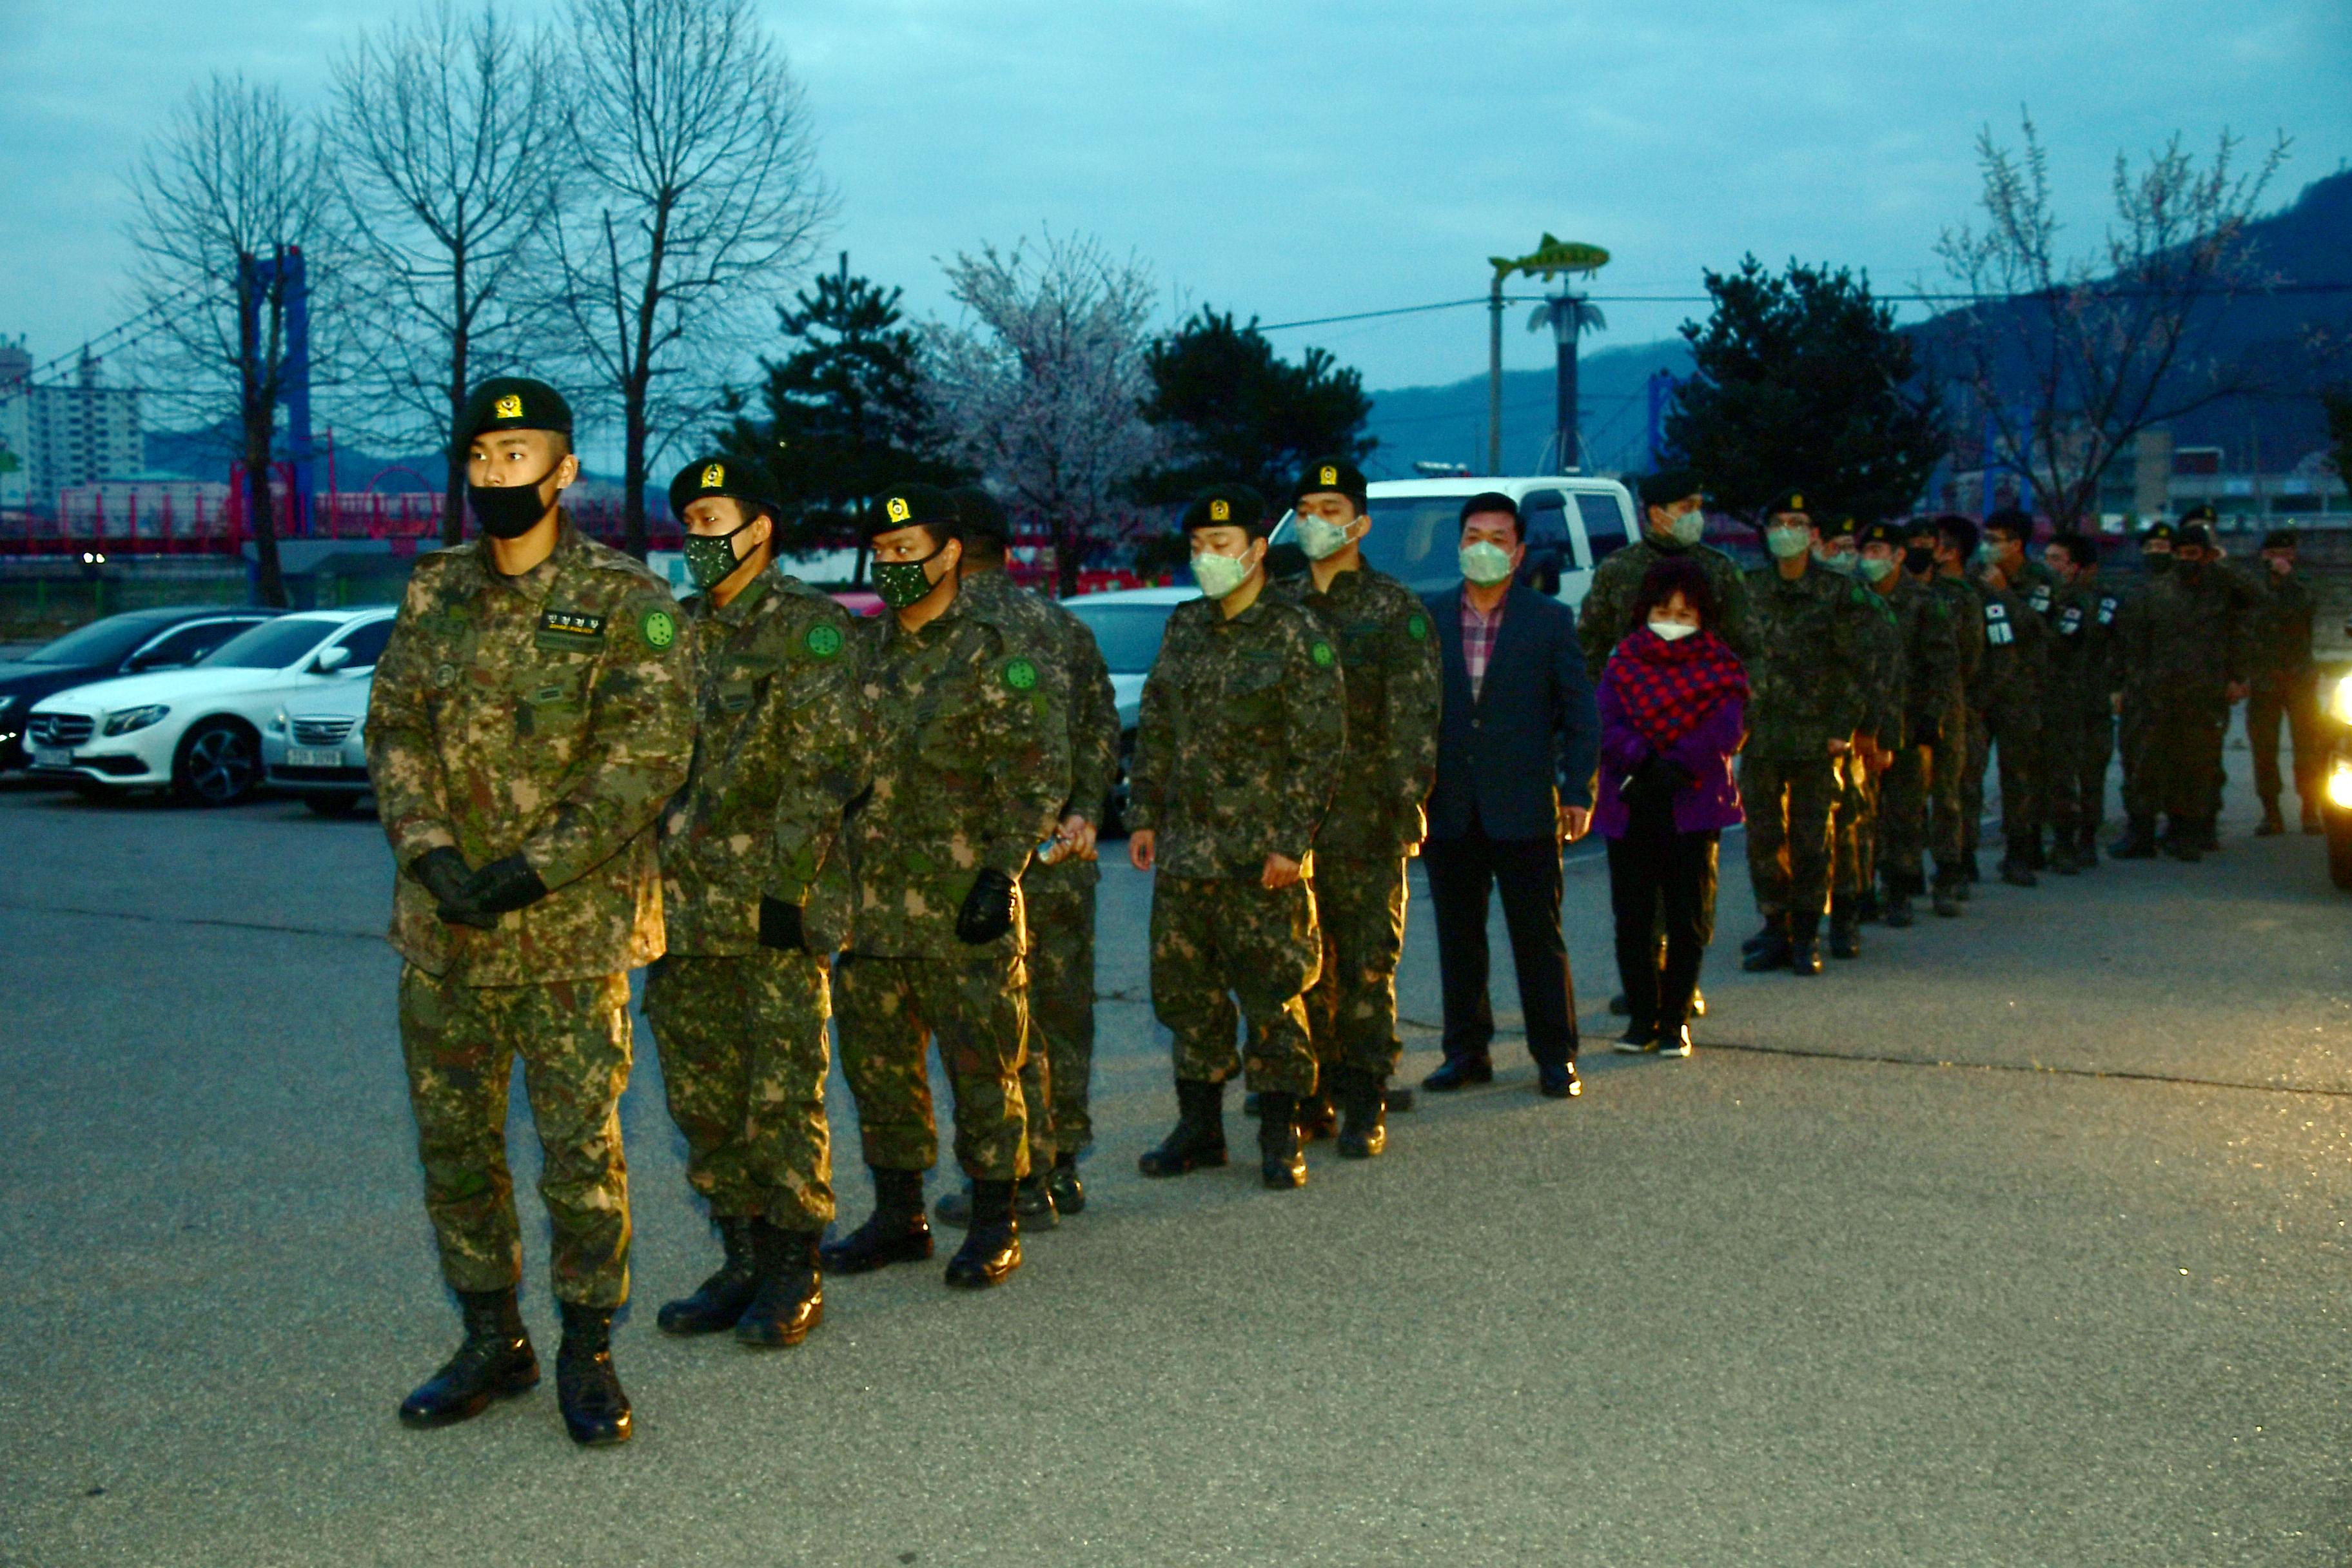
1133, 309, 1375, 504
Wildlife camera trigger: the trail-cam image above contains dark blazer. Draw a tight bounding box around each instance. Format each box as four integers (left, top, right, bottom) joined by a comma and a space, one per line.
1422, 583, 1600, 842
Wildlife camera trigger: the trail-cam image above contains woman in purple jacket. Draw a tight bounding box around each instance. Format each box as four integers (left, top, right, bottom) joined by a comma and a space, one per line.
1596, 558, 1747, 1057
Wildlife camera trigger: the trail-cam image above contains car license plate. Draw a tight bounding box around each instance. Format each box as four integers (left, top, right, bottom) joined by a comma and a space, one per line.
31, 745, 72, 769
286, 746, 343, 769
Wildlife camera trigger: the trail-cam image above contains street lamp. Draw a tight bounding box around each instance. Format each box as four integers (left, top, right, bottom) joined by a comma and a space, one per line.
1487, 235, 1610, 475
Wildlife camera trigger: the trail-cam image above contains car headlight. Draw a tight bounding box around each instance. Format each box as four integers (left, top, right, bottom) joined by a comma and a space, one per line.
2331, 674, 2352, 727
2330, 763, 2352, 812
101, 704, 171, 737
268, 709, 289, 735
0, 695, 15, 720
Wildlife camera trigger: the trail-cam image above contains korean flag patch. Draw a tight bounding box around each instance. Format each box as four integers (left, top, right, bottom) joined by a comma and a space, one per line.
1984, 600, 2014, 647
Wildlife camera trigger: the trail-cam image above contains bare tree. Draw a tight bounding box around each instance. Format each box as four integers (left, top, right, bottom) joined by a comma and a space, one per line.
926, 233, 1161, 596
1932, 113, 2289, 529
554, 0, 833, 556
124, 75, 336, 605
330, 1, 567, 545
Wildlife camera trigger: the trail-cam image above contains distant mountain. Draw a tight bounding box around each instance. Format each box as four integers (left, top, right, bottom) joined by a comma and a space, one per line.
1368, 168, 2352, 482
142, 422, 449, 491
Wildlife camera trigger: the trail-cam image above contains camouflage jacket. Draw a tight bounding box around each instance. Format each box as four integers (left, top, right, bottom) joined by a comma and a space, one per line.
1578, 534, 1755, 674
1968, 571, 2047, 715
1870, 574, 1961, 749
1129, 591, 1344, 877
1271, 564, 1440, 858
845, 587, 1071, 959
961, 569, 1123, 853
1927, 573, 1986, 707
2014, 558, 2062, 620
657, 568, 861, 957
1852, 583, 1902, 745
2249, 570, 2318, 680
367, 517, 694, 983
1740, 562, 1872, 761
2040, 580, 2120, 723
2115, 566, 2253, 707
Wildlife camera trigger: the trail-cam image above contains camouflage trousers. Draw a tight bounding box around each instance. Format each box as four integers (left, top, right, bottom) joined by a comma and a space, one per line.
2141, 695, 2231, 823
834, 951, 1030, 1182
1740, 754, 1839, 921
2248, 671, 2323, 806
1150, 873, 1320, 1095
643, 949, 834, 1231
1961, 711, 1990, 855
1304, 854, 1408, 1083
1876, 743, 1928, 893
1025, 856, 1099, 1158
1832, 756, 1879, 900
2040, 709, 2114, 842
2118, 698, 2157, 821
1968, 702, 2041, 856
1924, 711, 1969, 883
398, 965, 633, 1308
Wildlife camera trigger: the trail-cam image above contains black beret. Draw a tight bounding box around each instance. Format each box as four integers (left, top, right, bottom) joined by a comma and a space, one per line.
1293, 457, 1367, 510
2140, 521, 2177, 544
2176, 522, 2215, 550
951, 485, 1011, 547
1183, 484, 1270, 538
1763, 487, 1813, 520
667, 456, 773, 523
863, 482, 961, 541
1635, 467, 1705, 509
1859, 520, 1906, 550
1981, 507, 2036, 541
458, 377, 572, 445
2262, 527, 2299, 551
1820, 514, 1859, 540
2177, 503, 2218, 525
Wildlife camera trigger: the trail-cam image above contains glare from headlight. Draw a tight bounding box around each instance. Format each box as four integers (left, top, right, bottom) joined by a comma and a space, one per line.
2332, 674, 2352, 726
0, 695, 15, 718
2329, 765, 2352, 812
102, 704, 170, 736
268, 709, 289, 735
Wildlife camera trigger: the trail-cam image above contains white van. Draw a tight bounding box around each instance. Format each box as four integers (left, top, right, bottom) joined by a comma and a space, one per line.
1268, 475, 1640, 612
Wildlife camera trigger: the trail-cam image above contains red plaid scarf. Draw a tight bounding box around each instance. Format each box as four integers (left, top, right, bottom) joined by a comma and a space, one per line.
1603, 625, 1747, 752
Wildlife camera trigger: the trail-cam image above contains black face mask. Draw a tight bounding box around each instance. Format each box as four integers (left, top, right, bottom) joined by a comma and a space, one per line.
1903, 545, 1936, 576
469, 463, 561, 540
2145, 553, 2173, 576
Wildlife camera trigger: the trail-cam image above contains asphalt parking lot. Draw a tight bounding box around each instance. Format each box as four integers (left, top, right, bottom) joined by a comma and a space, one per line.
1, 757, 2347, 1567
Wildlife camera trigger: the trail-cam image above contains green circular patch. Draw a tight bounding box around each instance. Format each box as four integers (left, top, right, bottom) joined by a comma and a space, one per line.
1003, 656, 1039, 691
642, 609, 677, 649
1310, 640, 1337, 668
805, 622, 844, 658
1406, 613, 1429, 642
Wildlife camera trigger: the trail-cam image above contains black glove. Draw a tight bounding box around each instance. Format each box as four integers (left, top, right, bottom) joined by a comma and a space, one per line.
955, 868, 1017, 945
1909, 714, 1943, 750
409, 847, 496, 930
444, 854, 549, 923
758, 895, 807, 954
1620, 754, 1689, 812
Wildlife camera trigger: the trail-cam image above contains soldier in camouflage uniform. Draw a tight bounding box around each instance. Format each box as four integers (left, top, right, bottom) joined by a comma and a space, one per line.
1269, 457, 1440, 1160
818, 482, 1070, 1292
1917, 517, 1984, 914
1738, 491, 1870, 977
929, 485, 1120, 1224
1820, 516, 1890, 956
1578, 466, 1755, 671
1965, 510, 2051, 887
2035, 532, 2119, 874
368, 377, 694, 1447
643, 458, 859, 1351
2109, 522, 2177, 854
1131, 485, 1344, 1190
2246, 528, 2322, 836
2113, 522, 2253, 859
1857, 521, 1961, 927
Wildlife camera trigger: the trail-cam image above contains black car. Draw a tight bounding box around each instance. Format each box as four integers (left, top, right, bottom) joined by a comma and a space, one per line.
0, 606, 282, 770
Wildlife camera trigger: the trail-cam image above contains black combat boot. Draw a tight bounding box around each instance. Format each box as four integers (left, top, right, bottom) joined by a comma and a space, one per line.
1827, 901, 1862, 959
2110, 816, 2159, 858
934, 1175, 1058, 1230
1295, 1085, 1338, 1142
1961, 851, 1981, 885
554, 1302, 631, 1447
944, 1180, 1021, 1289
2162, 818, 2203, 862
2047, 838, 2082, 874
1930, 874, 1963, 918
1881, 877, 1915, 928
2302, 801, 2324, 834
2197, 815, 2221, 852
1997, 857, 2039, 887
1139, 1078, 1228, 1177
2256, 798, 2286, 836
1741, 916, 1792, 972
656, 1215, 758, 1337
1046, 1150, 1086, 1215
2076, 827, 2101, 868
735, 1220, 824, 1349
1334, 1066, 1388, 1159
1787, 916, 1825, 976
1256, 1091, 1308, 1189
1854, 887, 1882, 923
398, 1286, 538, 1429
819, 1168, 933, 1273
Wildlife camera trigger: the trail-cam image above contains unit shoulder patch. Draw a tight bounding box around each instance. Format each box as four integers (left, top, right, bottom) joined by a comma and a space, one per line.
804, 621, 844, 658
1406, 612, 1430, 642
1309, 639, 1337, 669
641, 608, 677, 649
1002, 655, 1039, 691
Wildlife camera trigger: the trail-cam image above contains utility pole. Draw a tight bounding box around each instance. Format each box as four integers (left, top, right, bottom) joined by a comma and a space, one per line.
1486, 271, 1504, 475
1486, 235, 1609, 479
1646, 368, 1675, 468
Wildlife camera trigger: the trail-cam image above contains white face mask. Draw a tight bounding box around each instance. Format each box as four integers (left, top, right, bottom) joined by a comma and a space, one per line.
1296, 513, 1355, 561
1766, 525, 1812, 560
1647, 618, 1699, 642
1658, 507, 1705, 546
1190, 546, 1256, 600
1458, 540, 1516, 586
